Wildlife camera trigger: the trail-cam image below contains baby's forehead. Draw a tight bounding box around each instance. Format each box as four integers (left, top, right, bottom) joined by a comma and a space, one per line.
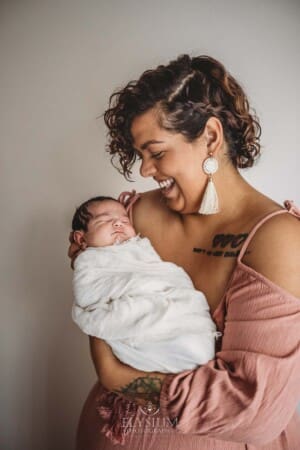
89, 200, 128, 217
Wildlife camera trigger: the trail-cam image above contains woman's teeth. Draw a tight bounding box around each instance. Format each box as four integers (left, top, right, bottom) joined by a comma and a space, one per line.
158, 178, 175, 190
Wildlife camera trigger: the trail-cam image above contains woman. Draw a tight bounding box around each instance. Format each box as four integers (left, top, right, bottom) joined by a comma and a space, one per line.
70, 55, 300, 449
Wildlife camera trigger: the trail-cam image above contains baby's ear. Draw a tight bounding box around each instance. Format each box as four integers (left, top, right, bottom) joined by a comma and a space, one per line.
73, 230, 87, 249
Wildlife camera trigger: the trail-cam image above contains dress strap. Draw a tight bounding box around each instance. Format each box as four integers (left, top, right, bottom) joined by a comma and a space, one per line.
237, 200, 300, 263
118, 190, 141, 224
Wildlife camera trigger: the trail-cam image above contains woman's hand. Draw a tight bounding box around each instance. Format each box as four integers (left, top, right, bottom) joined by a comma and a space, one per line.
89, 336, 167, 407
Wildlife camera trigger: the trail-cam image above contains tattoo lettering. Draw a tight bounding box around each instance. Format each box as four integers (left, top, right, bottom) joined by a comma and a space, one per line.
212, 233, 248, 248
193, 233, 249, 258
114, 375, 162, 407
193, 248, 241, 257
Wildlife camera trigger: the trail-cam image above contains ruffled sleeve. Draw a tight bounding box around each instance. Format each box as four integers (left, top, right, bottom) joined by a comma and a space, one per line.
159, 266, 300, 446
96, 388, 138, 445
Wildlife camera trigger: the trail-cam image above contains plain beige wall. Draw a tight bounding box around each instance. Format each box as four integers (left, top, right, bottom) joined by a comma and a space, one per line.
1, 0, 299, 449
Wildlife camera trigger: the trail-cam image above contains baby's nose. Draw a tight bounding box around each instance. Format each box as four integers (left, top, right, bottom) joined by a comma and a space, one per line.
113, 218, 123, 227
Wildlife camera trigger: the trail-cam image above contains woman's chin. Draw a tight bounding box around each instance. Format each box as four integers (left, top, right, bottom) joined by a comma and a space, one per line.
160, 182, 180, 206
158, 183, 198, 215
164, 194, 199, 215
163, 195, 185, 213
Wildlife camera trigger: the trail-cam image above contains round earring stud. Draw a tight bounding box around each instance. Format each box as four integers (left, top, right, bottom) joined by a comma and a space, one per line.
203, 156, 218, 175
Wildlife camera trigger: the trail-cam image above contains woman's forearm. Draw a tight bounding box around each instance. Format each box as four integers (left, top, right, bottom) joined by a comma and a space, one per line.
104, 361, 166, 407
89, 336, 167, 407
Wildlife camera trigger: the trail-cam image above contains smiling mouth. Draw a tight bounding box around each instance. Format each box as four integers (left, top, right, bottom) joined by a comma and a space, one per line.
157, 177, 175, 194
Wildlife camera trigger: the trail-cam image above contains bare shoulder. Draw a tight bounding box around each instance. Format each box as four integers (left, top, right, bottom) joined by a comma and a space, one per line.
131, 189, 177, 236
243, 211, 300, 298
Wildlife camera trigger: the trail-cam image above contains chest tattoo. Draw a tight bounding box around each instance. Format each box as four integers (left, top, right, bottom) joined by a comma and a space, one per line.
193, 233, 249, 258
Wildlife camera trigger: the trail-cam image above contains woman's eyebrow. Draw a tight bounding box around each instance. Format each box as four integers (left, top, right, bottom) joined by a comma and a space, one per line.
140, 140, 164, 150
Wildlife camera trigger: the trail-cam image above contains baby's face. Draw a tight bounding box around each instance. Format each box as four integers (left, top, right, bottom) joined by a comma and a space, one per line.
84, 200, 136, 247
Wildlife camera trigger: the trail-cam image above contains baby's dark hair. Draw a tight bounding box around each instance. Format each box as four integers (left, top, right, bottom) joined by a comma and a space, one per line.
104, 54, 261, 179
72, 196, 117, 232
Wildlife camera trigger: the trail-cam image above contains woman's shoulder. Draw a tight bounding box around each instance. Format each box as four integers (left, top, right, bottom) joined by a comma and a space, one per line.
131, 189, 178, 231
241, 198, 300, 299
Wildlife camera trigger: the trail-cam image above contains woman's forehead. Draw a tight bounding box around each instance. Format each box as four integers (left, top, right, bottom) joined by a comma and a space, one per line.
131, 108, 166, 147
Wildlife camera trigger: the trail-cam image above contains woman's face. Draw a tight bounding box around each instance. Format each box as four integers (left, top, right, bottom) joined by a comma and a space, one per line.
131, 108, 209, 214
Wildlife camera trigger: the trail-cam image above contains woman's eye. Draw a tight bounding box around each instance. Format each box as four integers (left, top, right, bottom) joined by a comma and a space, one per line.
151, 151, 164, 160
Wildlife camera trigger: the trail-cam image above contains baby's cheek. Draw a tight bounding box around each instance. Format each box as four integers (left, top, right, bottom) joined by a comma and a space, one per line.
128, 226, 136, 237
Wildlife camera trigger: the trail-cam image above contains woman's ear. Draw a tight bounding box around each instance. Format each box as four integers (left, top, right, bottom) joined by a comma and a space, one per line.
203, 117, 223, 154
73, 230, 87, 249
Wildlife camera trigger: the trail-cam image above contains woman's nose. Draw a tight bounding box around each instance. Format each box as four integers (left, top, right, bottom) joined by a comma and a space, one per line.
139, 158, 156, 178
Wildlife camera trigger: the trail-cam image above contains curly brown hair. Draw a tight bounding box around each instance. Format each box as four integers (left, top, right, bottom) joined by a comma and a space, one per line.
104, 54, 261, 180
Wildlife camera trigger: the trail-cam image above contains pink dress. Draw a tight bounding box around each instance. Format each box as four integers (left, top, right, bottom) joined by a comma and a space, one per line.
75, 199, 300, 450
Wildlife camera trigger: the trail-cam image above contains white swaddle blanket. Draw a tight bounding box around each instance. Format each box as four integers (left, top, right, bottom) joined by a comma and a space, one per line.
72, 235, 221, 373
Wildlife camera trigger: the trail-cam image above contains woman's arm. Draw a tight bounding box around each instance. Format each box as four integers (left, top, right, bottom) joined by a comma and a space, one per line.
89, 336, 167, 407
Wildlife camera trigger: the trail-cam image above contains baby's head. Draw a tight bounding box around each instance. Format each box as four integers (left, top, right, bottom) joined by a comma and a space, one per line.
71, 196, 136, 249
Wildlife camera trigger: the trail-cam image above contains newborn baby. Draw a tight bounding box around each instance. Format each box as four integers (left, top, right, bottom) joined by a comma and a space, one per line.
71, 196, 221, 373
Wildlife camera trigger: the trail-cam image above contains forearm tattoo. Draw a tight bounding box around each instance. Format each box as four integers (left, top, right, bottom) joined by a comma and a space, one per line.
114, 375, 163, 407
193, 233, 249, 257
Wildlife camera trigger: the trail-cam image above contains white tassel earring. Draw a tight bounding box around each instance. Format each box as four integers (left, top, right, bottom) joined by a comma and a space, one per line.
198, 152, 220, 214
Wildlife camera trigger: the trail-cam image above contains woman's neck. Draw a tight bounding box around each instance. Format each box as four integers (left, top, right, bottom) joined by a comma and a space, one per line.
185, 163, 274, 230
